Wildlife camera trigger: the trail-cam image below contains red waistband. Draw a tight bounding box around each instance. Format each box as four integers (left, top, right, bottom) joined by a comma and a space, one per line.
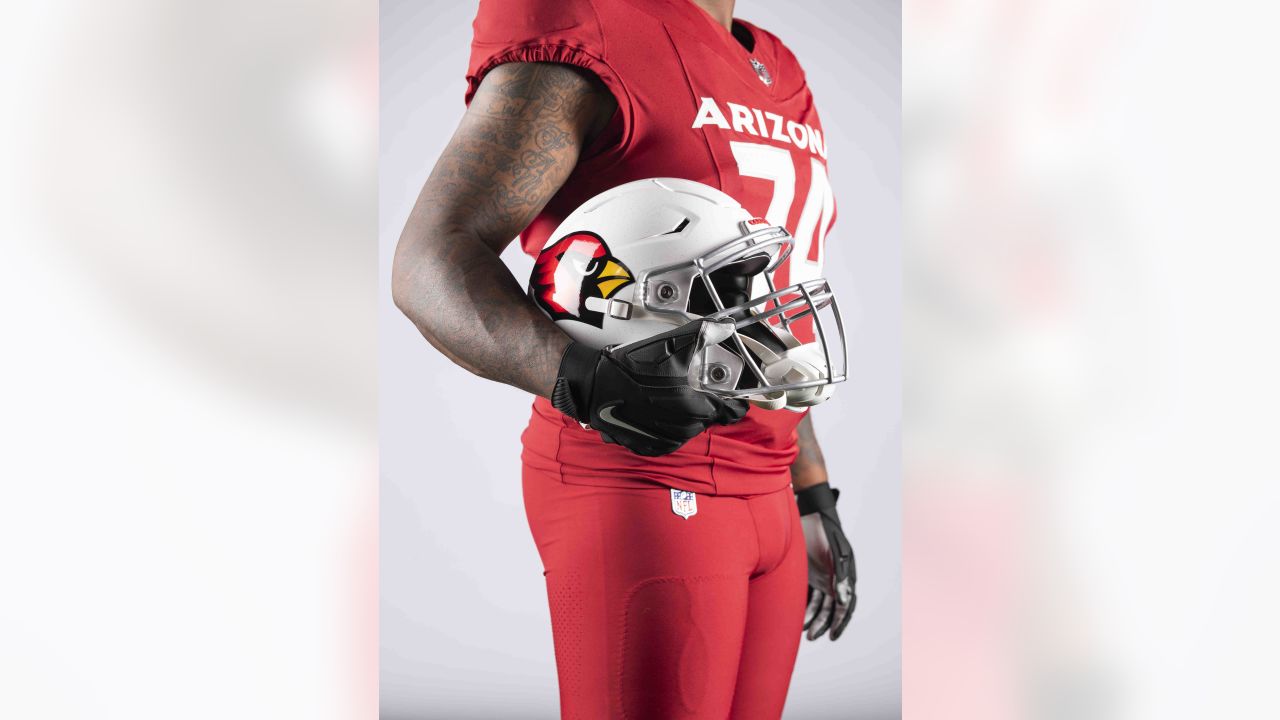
520, 398, 797, 497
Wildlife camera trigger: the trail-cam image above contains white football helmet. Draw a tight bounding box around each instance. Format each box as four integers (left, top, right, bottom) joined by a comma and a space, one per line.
529, 177, 846, 411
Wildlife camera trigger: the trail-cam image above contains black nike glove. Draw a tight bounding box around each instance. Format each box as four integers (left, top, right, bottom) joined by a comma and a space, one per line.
797, 481, 857, 641
551, 319, 749, 457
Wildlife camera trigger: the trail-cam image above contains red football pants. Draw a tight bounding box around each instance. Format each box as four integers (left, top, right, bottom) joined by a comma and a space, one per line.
522, 464, 807, 719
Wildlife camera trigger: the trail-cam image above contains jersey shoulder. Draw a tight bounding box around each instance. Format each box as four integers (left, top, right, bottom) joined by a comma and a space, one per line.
471, 0, 604, 49
467, 0, 612, 104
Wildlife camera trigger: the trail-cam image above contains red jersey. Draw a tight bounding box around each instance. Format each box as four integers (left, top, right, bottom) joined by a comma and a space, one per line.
467, 0, 837, 496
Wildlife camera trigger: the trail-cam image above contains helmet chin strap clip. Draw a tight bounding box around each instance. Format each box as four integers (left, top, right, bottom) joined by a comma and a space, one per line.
584, 296, 633, 320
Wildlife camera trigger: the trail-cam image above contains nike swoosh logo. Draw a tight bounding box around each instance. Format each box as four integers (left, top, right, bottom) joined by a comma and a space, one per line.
597, 404, 663, 440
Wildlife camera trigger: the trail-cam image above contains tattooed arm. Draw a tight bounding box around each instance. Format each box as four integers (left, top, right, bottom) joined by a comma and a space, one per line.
791, 415, 830, 490
391, 63, 616, 397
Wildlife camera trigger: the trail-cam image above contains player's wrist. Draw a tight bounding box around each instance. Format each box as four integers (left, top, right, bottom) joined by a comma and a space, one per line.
791, 470, 830, 494
552, 341, 599, 422
795, 481, 839, 516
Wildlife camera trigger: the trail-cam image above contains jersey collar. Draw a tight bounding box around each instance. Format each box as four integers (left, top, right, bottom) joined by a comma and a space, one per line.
618, 0, 779, 95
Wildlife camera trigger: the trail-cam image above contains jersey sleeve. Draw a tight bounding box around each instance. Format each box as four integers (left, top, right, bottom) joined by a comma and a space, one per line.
464, 0, 628, 112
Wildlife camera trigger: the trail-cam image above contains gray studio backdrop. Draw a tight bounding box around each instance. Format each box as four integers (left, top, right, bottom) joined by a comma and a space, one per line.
379, 1, 901, 717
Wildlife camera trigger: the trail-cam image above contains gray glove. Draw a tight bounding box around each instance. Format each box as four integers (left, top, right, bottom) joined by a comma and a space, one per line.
797, 482, 857, 641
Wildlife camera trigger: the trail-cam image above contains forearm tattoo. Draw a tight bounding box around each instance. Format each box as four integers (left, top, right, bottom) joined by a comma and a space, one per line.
392, 63, 616, 397
791, 415, 830, 489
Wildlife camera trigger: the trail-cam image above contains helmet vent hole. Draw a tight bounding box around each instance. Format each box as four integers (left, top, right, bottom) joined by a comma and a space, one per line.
662, 218, 691, 235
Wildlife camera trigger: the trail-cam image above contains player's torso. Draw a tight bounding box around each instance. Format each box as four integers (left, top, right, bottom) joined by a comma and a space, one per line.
516, 0, 837, 482
524, 0, 836, 294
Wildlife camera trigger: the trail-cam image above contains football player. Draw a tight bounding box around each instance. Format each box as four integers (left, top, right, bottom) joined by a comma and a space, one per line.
391, 1, 856, 716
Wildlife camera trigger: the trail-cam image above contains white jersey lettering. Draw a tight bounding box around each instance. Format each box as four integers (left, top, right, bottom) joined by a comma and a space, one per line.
726, 102, 759, 136
690, 97, 827, 160
690, 96, 731, 130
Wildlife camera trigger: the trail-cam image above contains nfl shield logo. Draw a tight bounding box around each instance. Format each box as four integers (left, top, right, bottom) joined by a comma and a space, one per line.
750, 58, 773, 86
670, 489, 697, 519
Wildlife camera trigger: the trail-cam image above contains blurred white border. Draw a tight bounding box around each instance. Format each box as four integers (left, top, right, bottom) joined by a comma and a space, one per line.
1, 2, 377, 718
906, 0, 1280, 718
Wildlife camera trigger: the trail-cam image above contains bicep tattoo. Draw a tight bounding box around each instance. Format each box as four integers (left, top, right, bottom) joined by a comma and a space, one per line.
423, 63, 616, 249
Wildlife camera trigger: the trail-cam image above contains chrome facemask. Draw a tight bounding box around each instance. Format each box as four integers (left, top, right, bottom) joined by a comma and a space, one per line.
637, 221, 848, 411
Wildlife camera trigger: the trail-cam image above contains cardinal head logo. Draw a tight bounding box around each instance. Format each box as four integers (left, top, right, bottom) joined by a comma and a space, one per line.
530, 232, 634, 328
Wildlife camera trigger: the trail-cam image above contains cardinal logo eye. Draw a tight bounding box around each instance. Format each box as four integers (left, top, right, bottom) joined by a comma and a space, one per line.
529, 232, 634, 328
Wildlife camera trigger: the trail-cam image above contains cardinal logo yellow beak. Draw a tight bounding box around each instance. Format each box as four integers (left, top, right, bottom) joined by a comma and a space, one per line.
595, 259, 632, 299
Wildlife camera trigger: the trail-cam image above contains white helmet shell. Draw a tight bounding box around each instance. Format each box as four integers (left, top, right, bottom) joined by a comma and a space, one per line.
529, 178, 846, 411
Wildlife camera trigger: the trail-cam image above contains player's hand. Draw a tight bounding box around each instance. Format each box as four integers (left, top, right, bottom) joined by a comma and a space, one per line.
797, 481, 857, 641
552, 318, 749, 456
